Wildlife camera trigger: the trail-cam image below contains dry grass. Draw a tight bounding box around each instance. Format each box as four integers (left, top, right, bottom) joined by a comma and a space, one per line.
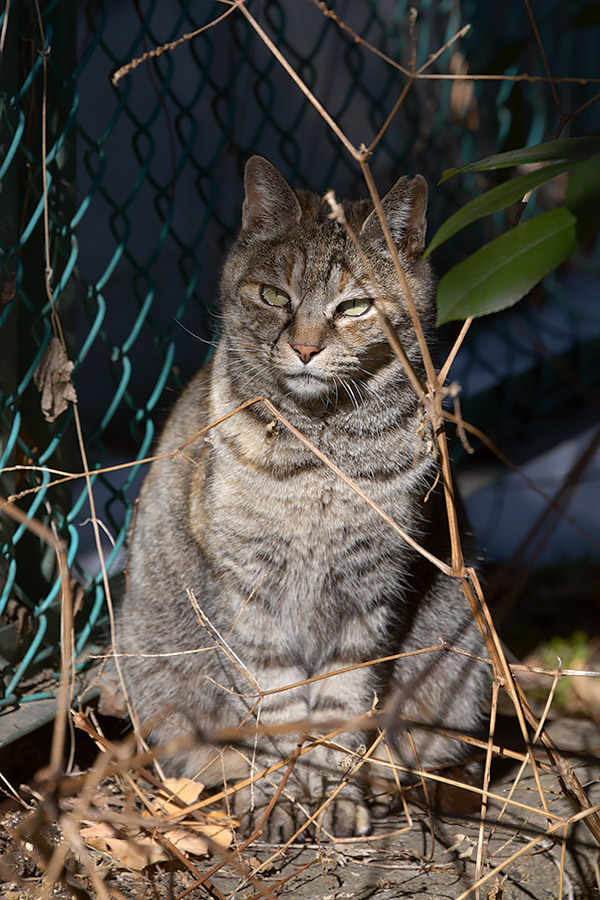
1, 1, 600, 897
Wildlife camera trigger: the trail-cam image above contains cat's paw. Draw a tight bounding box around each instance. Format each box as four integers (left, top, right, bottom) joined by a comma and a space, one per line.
315, 795, 371, 838
234, 783, 370, 842
232, 781, 305, 843
238, 797, 301, 843
239, 795, 370, 842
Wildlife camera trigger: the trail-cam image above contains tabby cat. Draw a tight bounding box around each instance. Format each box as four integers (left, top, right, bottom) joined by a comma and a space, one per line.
117, 156, 488, 841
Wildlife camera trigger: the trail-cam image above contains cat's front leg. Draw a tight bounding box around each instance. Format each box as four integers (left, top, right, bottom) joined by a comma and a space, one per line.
231, 661, 372, 840
296, 662, 378, 838
229, 663, 314, 840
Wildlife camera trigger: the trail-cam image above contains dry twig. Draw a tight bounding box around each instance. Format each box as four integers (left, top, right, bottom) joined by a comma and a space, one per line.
5, 3, 600, 897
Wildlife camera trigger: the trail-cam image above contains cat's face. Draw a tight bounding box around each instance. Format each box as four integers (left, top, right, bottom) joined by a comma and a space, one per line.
220, 156, 434, 409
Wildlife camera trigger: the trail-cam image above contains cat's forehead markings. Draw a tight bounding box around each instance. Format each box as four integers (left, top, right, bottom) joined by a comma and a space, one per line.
284, 251, 295, 286
337, 269, 351, 294
314, 236, 328, 271
286, 246, 307, 284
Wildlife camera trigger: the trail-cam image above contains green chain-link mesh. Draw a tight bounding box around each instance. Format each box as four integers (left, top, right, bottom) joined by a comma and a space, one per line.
1, 0, 598, 708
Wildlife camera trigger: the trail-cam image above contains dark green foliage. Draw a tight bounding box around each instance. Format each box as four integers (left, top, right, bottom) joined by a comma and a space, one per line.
430, 138, 600, 324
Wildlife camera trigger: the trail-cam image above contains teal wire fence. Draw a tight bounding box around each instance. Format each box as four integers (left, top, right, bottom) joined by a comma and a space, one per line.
0, 0, 598, 708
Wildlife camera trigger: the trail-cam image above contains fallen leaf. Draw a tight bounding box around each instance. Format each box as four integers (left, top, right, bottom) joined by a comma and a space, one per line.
33, 336, 77, 422
80, 823, 168, 869
164, 828, 211, 856
103, 835, 167, 869
144, 795, 235, 851
80, 817, 231, 868
80, 822, 113, 841
163, 820, 234, 852
189, 822, 233, 850
155, 776, 204, 816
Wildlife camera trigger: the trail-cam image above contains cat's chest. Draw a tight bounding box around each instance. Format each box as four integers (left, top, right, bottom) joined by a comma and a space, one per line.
193, 427, 422, 607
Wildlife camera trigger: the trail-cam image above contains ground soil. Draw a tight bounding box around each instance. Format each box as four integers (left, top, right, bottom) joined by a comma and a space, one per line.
1, 565, 599, 899
0, 714, 598, 900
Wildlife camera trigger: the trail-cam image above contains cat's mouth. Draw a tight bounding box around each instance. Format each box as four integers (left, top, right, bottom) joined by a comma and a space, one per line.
281, 369, 330, 400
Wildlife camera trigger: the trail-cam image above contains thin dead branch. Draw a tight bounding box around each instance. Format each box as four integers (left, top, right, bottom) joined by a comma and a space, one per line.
5, 3, 600, 898
111, 0, 241, 86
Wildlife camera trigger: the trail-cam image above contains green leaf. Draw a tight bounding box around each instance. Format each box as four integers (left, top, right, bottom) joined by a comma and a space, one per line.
565, 153, 600, 229
425, 160, 573, 256
436, 207, 584, 325
440, 137, 600, 182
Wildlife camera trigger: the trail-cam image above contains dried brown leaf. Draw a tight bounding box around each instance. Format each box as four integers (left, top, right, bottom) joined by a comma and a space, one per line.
33, 336, 77, 422
79, 814, 232, 869
146, 777, 235, 851
163, 828, 211, 856
80, 822, 168, 869
188, 822, 233, 850
155, 776, 205, 814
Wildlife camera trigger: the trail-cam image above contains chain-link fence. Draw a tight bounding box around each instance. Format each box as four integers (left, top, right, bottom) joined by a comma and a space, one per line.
1, 0, 599, 714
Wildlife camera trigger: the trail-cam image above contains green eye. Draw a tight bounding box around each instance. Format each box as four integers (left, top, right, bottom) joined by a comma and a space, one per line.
337, 298, 372, 317
260, 284, 290, 307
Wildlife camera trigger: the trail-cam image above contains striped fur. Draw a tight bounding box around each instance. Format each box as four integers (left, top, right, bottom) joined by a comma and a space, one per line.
117, 157, 488, 840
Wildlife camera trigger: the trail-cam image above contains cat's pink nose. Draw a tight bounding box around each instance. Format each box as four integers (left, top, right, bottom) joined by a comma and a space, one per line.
291, 344, 322, 364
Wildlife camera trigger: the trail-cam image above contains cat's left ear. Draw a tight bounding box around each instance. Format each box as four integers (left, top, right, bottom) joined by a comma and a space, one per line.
360, 175, 428, 260
242, 155, 302, 239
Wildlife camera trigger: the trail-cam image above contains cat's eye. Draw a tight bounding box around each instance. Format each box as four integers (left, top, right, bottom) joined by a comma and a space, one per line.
260, 284, 290, 307
337, 298, 372, 317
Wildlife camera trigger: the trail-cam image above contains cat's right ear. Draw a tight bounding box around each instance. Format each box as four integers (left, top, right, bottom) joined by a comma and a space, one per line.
360, 174, 428, 262
242, 156, 302, 239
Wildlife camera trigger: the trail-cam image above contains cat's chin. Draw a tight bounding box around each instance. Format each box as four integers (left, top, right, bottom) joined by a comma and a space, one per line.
280, 372, 330, 402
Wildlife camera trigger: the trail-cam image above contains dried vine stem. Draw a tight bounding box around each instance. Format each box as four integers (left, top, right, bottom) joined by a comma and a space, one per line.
455, 801, 600, 900
111, 0, 242, 86
30, 0, 600, 848
309, 0, 600, 85
0, 497, 71, 778
13, 8, 600, 896
38, 750, 115, 900
0, 0, 11, 55
488, 670, 560, 842
475, 678, 499, 888
317, 6, 599, 843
